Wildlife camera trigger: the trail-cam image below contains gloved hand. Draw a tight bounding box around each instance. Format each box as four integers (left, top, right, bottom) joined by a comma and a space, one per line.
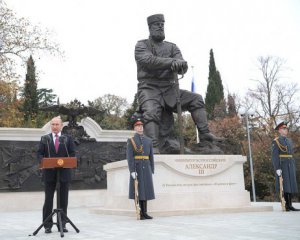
131, 172, 137, 179
276, 169, 282, 176
171, 59, 188, 73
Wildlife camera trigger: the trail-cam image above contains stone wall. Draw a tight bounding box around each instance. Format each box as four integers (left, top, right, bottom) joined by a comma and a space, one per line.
0, 117, 133, 192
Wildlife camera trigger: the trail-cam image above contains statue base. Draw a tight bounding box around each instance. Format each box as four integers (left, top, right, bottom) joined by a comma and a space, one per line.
190, 141, 224, 154
96, 155, 272, 216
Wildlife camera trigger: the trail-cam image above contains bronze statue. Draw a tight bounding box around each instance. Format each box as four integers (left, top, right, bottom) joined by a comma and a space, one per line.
135, 14, 222, 154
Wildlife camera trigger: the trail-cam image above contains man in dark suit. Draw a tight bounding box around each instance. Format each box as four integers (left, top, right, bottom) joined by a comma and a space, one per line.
127, 115, 155, 220
37, 116, 76, 233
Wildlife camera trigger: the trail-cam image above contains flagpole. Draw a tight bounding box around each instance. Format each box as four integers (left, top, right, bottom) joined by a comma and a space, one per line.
191, 66, 199, 143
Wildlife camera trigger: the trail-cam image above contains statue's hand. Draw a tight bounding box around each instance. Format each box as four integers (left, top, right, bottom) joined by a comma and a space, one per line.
171, 59, 188, 73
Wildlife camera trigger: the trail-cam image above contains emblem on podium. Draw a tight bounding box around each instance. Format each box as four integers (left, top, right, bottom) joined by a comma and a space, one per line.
57, 158, 64, 166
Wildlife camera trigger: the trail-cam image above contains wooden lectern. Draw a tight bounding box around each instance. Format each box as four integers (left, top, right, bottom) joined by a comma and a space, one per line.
32, 157, 80, 237
40, 157, 77, 169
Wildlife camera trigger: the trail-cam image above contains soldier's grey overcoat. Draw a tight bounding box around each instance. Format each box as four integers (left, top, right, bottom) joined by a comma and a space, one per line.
272, 136, 298, 193
127, 133, 155, 200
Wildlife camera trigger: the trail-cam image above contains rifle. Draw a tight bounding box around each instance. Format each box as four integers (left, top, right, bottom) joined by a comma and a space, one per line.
134, 173, 141, 220
279, 175, 286, 211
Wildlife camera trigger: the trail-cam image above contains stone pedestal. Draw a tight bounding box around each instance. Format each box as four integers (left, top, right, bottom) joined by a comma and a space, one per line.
98, 155, 272, 216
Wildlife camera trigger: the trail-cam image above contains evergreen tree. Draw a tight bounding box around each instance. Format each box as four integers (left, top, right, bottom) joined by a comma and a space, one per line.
22, 55, 38, 122
37, 88, 57, 107
205, 49, 225, 119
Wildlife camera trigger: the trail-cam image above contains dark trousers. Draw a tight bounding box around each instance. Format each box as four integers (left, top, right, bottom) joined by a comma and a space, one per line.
43, 181, 69, 228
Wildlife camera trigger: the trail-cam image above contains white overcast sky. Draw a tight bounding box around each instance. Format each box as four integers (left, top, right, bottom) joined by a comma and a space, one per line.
5, 0, 300, 105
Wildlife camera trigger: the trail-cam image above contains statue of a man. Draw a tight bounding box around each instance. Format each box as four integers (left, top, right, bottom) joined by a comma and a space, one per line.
135, 14, 222, 153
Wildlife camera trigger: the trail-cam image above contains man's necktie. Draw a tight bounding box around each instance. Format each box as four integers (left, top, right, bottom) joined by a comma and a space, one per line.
55, 134, 59, 153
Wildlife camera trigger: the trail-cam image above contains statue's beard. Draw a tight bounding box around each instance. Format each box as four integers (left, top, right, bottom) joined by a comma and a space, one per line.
150, 30, 165, 42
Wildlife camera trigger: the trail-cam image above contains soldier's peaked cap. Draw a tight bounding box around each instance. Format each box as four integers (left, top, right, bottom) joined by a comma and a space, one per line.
275, 121, 289, 130
147, 14, 165, 25
129, 114, 144, 128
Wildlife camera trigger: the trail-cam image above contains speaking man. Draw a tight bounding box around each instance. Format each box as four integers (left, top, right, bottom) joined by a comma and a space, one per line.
37, 116, 76, 233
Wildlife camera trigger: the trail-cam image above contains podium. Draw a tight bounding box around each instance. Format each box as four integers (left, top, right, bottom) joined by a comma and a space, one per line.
40, 157, 78, 169
32, 157, 80, 237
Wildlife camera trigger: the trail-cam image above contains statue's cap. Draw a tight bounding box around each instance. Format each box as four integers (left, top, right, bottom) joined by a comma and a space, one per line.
275, 121, 289, 130
147, 14, 165, 25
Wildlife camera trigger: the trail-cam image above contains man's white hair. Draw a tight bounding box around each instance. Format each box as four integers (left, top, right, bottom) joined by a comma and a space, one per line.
51, 116, 63, 124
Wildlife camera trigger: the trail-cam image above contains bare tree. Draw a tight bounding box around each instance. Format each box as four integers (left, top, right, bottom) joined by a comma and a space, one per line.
247, 56, 299, 129
223, 56, 300, 200
0, 2, 62, 81
279, 82, 300, 130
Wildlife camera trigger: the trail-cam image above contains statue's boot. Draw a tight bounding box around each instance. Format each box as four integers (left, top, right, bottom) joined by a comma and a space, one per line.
191, 108, 224, 142
144, 121, 160, 154
200, 132, 224, 142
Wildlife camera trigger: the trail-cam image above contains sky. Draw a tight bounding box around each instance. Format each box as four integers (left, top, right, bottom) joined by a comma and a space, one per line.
4, 0, 300, 106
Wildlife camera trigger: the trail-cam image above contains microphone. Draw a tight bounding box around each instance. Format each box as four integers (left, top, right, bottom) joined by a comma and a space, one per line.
59, 135, 69, 157
41, 135, 51, 158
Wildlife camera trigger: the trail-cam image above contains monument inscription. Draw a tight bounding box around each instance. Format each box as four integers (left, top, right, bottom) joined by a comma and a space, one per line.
161, 156, 236, 177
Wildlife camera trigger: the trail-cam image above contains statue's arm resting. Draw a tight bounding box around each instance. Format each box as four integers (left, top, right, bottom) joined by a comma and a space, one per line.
172, 44, 188, 74
135, 42, 174, 70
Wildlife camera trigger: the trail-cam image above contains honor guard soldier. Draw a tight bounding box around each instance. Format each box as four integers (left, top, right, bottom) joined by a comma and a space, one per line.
272, 121, 299, 211
127, 115, 155, 220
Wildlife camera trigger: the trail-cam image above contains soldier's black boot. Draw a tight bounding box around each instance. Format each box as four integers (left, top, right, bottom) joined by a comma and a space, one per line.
191, 109, 224, 142
143, 201, 153, 219
288, 193, 300, 211
139, 200, 146, 220
284, 193, 290, 211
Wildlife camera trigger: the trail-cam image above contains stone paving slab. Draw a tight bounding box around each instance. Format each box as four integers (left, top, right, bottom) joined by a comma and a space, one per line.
93, 205, 273, 217
0, 202, 299, 240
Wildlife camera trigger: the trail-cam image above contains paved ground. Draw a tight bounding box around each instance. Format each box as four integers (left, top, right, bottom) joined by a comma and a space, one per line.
0, 202, 299, 240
